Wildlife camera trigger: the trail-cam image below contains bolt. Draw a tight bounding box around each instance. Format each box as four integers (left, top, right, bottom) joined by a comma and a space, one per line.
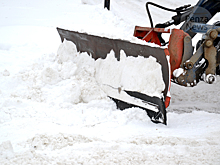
209, 30, 218, 39
185, 61, 193, 69
184, 36, 191, 43
205, 74, 216, 84
205, 40, 213, 47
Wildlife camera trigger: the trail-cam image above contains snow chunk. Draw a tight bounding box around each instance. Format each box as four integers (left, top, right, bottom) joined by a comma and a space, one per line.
74, 52, 107, 103
2, 69, 10, 76
0, 141, 14, 159
57, 39, 78, 64
59, 61, 77, 80
56, 40, 107, 103
41, 67, 60, 85
95, 50, 165, 98
173, 68, 184, 77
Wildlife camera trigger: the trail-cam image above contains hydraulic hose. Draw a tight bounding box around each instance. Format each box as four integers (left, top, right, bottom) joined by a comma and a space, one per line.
146, 2, 191, 28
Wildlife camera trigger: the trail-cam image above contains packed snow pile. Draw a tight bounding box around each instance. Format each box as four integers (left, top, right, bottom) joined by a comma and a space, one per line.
56, 39, 107, 103
95, 50, 165, 98
0, 0, 220, 164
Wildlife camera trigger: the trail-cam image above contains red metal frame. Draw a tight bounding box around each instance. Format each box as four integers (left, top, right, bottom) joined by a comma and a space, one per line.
134, 26, 170, 46
134, 26, 188, 76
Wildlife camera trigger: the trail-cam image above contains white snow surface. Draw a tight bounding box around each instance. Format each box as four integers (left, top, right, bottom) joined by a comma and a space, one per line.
0, 0, 220, 164
95, 50, 165, 98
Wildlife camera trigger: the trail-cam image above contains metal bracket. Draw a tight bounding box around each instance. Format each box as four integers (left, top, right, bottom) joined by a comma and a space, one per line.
203, 29, 218, 83
174, 29, 219, 86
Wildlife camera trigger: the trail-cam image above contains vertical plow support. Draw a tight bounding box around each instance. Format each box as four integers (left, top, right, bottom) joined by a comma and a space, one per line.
104, 0, 110, 10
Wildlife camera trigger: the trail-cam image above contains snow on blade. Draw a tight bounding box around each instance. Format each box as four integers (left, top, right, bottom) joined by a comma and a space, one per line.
56, 39, 165, 108
95, 50, 165, 98
173, 68, 184, 77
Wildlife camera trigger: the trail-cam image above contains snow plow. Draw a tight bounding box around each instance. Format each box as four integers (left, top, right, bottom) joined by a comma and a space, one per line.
57, 0, 220, 125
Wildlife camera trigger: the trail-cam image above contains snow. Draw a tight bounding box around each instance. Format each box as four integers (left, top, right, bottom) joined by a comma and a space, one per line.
173, 68, 184, 77
95, 50, 165, 97
95, 49, 165, 111
0, 0, 220, 164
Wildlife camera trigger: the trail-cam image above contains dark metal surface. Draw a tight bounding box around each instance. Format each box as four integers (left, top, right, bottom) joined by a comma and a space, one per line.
217, 43, 220, 64
204, 45, 217, 76
125, 91, 166, 125
180, 36, 193, 67
174, 64, 205, 86
104, 0, 110, 10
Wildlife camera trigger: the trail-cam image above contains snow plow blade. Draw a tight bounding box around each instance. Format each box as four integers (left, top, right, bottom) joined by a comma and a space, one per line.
57, 27, 170, 125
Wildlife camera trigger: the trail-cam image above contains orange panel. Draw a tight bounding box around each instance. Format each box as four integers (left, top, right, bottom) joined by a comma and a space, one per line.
168, 29, 189, 76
